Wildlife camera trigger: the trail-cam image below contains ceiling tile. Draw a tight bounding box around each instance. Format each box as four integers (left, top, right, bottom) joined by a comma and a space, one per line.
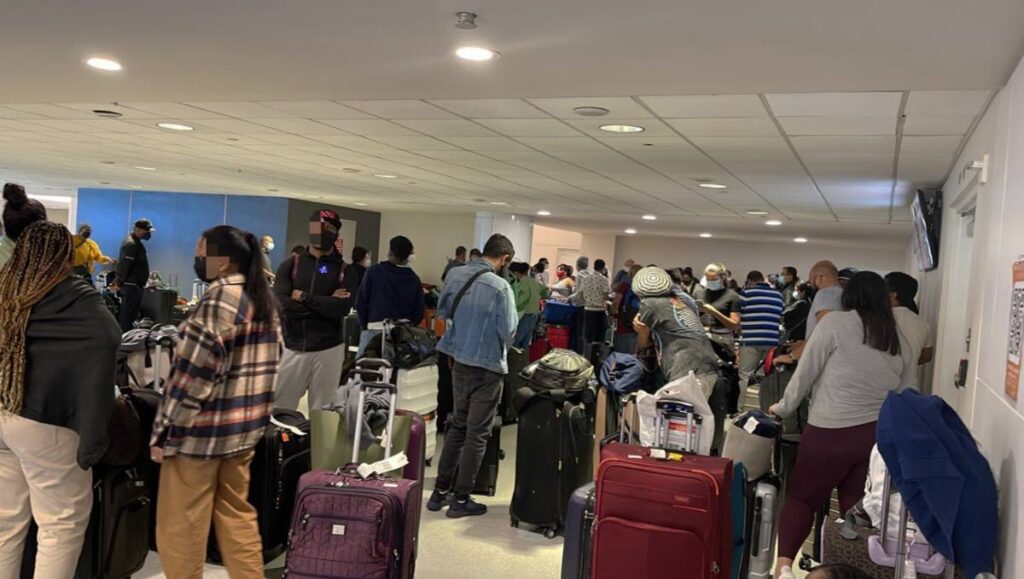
778, 116, 896, 136
900, 136, 962, 155
186, 101, 299, 118
905, 91, 991, 116
373, 136, 460, 151
526, 97, 652, 119
428, 99, 547, 119
393, 119, 497, 137
437, 136, 531, 151
316, 119, 420, 136
53, 103, 161, 119
341, 100, 454, 119
476, 119, 581, 137
247, 118, 345, 135
902, 115, 975, 136
666, 117, 780, 137
517, 137, 609, 152
639, 95, 766, 118
790, 136, 895, 154
765, 92, 902, 117
118, 103, 229, 119
2, 103, 100, 119
261, 101, 371, 119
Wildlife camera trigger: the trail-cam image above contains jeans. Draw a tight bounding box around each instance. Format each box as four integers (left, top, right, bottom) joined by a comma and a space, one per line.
119, 283, 143, 332
435, 362, 503, 497
513, 313, 539, 349
356, 329, 383, 359
612, 332, 637, 354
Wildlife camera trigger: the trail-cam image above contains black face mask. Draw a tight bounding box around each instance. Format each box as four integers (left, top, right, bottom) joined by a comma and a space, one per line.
81, 230, 91, 239
310, 228, 338, 252
141, 231, 152, 241
193, 256, 213, 283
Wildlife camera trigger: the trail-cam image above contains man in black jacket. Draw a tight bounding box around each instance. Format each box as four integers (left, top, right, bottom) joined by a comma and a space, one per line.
274, 209, 359, 411
113, 218, 155, 332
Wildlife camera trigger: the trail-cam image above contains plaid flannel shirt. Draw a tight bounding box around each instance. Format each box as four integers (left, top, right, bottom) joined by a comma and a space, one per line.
151, 274, 281, 459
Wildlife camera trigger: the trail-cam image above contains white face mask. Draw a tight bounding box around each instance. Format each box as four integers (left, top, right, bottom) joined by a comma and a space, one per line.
265, 242, 275, 252
706, 279, 725, 291
407, 254, 416, 265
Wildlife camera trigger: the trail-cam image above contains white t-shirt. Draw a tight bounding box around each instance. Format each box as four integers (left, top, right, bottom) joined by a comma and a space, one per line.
894, 306, 932, 386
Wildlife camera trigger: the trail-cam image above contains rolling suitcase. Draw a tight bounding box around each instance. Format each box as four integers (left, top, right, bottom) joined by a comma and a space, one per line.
208, 408, 311, 564
462, 415, 503, 496
284, 376, 423, 579
500, 347, 530, 424
547, 325, 571, 350
746, 480, 780, 579
592, 442, 734, 579
510, 387, 595, 538
560, 482, 596, 579
529, 336, 551, 362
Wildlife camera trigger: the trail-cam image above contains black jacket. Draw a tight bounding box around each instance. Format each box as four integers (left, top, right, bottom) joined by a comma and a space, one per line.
348, 262, 367, 304
116, 234, 149, 286
274, 249, 358, 352
21, 278, 121, 468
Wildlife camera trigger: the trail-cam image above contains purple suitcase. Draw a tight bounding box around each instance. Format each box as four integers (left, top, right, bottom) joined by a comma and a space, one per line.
398, 409, 426, 484
285, 363, 423, 579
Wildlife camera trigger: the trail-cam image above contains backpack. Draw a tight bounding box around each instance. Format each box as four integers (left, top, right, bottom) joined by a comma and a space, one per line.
290, 253, 347, 288
383, 319, 436, 369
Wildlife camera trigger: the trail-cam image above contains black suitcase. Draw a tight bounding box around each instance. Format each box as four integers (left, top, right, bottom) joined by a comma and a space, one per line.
500, 348, 530, 424
510, 388, 595, 538
209, 408, 311, 563
456, 415, 503, 496
122, 387, 164, 551
140, 288, 177, 325
21, 465, 152, 579
560, 482, 596, 579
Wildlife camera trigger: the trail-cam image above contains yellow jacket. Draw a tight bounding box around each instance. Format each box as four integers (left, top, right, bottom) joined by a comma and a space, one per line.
72, 236, 113, 273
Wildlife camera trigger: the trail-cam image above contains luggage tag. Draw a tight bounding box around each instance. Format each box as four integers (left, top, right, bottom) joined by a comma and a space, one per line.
356, 451, 409, 479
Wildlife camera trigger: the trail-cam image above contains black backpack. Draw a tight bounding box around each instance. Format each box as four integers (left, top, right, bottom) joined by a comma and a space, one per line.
384, 319, 437, 369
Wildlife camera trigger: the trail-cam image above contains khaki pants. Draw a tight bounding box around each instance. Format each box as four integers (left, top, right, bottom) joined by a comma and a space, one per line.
0, 412, 93, 579
156, 452, 263, 579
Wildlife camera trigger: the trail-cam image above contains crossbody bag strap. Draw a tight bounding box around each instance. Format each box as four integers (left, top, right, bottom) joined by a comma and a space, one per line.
450, 269, 491, 322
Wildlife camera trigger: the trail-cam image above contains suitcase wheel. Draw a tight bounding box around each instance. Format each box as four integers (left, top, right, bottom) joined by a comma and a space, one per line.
798, 555, 815, 571
498, 450, 506, 461
487, 485, 496, 496
543, 527, 557, 540
511, 520, 519, 528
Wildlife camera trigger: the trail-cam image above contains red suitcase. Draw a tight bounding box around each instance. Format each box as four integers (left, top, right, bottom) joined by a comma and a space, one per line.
547, 325, 571, 350
529, 337, 551, 362
284, 369, 422, 579
592, 442, 733, 579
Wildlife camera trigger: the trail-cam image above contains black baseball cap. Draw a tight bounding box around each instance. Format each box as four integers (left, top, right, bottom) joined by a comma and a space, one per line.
838, 267, 859, 280
134, 218, 156, 231
310, 208, 341, 230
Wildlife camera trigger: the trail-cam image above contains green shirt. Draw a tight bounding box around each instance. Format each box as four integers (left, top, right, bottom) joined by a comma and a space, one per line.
513, 276, 550, 316
0, 236, 12, 270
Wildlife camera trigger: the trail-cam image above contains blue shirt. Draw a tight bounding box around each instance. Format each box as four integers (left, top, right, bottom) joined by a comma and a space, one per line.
436, 260, 518, 375
739, 283, 784, 346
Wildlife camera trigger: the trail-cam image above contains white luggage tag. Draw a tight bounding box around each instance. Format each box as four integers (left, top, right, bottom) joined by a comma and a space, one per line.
270, 417, 307, 437
356, 451, 409, 479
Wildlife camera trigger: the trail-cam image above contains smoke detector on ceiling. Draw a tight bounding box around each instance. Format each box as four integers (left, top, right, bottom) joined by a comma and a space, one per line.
455, 12, 478, 29
573, 106, 610, 117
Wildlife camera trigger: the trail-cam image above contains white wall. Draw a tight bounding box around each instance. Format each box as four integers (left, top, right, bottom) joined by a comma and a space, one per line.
531, 224, 582, 267
580, 232, 618, 271
378, 211, 476, 286
914, 53, 1024, 576
474, 212, 534, 264
615, 235, 907, 282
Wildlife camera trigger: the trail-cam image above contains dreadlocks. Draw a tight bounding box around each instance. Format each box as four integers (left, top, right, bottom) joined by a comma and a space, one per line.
0, 221, 73, 414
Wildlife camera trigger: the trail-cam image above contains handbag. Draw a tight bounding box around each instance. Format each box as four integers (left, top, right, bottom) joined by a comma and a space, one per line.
100, 387, 144, 467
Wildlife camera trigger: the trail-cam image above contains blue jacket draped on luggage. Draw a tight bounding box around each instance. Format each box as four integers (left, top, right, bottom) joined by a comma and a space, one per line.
876, 390, 997, 579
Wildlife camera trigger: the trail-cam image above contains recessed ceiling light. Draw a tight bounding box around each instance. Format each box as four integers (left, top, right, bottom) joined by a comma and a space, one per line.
226, 137, 240, 142
374, 174, 397, 179
624, 228, 637, 235
573, 106, 609, 117
157, 122, 194, 132
765, 220, 783, 227
86, 57, 122, 72
101, 160, 116, 165
342, 168, 362, 173
746, 210, 769, 216
92, 109, 122, 118
600, 124, 645, 133
354, 202, 368, 207
642, 214, 657, 221
134, 166, 156, 171
537, 210, 551, 216
489, 201, 508, 206
699, 233, 713, 238
793, 237, 809, 243
699, 183, 728, 190
455, 46, 499, 61
130, 185, 143, 189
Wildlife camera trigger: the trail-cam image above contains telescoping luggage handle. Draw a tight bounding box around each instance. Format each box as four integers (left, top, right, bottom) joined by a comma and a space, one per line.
350, 358, 398, 465
879, 474, 955, 579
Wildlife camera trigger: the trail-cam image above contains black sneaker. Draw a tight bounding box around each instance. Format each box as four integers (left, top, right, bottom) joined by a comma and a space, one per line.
426, 489, 451, 512
446, 496, 488, 518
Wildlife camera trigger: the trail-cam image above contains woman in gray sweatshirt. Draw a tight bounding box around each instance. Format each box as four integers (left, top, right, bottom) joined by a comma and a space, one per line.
769, 271, 915, 579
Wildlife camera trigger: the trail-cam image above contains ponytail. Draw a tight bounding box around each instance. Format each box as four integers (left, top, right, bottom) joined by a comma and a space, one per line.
201, 225, 278, 324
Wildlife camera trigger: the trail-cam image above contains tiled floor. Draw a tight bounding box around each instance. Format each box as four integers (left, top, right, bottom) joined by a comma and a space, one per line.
138, 424, 566, 578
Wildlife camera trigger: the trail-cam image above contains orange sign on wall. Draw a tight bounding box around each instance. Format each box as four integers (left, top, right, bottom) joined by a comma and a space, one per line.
1005, 258, 1024, 402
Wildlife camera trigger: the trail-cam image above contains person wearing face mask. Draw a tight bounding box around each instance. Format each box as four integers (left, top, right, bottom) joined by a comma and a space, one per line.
348, 246, 371, 301
550, 263, 575, 297
149, 225, 281, 578
71, 223, 114, 286
693, 262, 742, 350
427, 234, 517, 518
354, 236, 425, 356
113, 218, 155, 332
273, 209, 359, 412
780, 266, 800, 306
259, 235, 276, 283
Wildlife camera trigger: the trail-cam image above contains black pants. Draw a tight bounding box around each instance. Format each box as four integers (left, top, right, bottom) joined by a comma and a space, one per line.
582, 310, 608, 345
435, 362, 503, 496
436, 353, 455, 431
119, 284, 143, 332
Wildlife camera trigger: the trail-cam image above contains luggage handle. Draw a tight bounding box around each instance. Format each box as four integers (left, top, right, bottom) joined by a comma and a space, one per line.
879, 473, 956, 579
350, 380, 399, 465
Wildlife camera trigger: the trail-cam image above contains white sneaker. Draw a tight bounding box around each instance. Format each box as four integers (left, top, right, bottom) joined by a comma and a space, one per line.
776, 566, 796, 579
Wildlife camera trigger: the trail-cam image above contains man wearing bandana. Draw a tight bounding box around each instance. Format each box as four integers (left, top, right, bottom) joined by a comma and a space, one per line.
274, 209, 360, 411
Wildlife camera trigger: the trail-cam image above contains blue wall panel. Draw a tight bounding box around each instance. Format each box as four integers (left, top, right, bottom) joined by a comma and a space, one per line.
225, 195, 289, 271
76, 188, 132, 278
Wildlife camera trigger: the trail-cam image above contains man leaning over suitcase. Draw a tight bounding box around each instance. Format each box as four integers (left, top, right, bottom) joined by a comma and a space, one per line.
427, 234, 517, 518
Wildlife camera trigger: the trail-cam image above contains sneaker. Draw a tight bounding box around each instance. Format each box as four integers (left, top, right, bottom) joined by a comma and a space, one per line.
426, 489, 451, 512
445, 496, 488, 518
776, 566, 795, 579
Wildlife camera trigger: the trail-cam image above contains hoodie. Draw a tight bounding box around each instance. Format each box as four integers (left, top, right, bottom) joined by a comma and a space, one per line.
274, 250, 358, 352
355, 261, 425, 328
20, 277, 121, 468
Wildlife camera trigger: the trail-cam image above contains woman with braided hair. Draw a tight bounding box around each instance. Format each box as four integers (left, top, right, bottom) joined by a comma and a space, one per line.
0, 220, 121, 577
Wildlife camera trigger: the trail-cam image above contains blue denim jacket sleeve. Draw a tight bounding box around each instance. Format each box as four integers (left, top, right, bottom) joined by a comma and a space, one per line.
436, 261, 514, 375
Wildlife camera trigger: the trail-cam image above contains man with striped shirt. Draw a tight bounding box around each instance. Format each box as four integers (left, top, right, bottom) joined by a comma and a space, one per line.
738, 270, 785, 396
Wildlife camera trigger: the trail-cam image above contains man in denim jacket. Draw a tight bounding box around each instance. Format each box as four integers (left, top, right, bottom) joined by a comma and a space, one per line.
427, 234, 517, 518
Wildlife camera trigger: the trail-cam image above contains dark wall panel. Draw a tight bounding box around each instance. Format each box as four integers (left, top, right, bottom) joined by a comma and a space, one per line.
286, 200, 381, 264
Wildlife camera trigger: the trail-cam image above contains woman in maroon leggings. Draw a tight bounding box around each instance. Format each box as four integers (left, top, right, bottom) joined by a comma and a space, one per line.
769, 271, 916, 579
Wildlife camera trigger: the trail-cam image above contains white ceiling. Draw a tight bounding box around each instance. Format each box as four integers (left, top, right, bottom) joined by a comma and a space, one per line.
1, 0, 1022, 245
